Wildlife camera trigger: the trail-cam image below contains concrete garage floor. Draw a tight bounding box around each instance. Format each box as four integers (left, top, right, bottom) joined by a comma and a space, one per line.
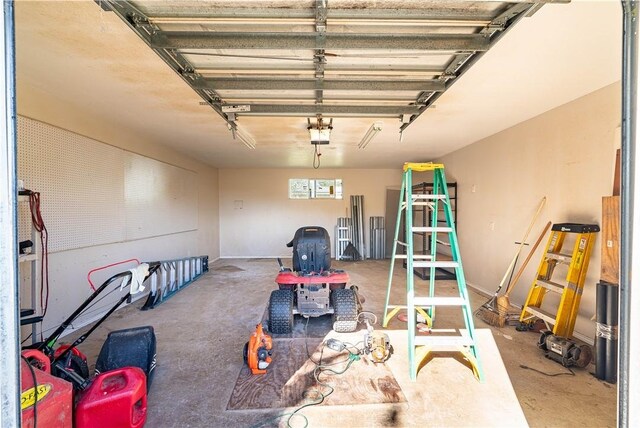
69, 259, 616, 427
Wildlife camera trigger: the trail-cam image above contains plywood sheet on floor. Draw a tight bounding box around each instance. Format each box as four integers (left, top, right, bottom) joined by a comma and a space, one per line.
381, 328, 528, 427
227, 338, 405, 410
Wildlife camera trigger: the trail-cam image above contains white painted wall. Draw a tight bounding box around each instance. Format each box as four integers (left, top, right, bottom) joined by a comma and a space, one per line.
433, 82, 621, 342
17, 84, 220, 336
219, 168, 402, 258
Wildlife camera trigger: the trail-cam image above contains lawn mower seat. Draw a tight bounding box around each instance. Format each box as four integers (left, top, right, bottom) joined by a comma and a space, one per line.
287, 226, 331, 273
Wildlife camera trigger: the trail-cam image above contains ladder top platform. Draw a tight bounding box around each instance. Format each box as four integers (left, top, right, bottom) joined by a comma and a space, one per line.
403, 162, 444, 172
551, 223, 600, 233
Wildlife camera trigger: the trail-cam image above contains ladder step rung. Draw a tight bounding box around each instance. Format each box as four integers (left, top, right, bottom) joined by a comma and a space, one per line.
414, 297, 466, 306
524, 306, 556, 325
412, 194, 446, 200
412, 202, 435, 207
396, 241, 407, 247
536, 279, 565, 293
412, 227, 453, 233
414, 335, 474, 347
546, 252, 573, 262
413, 261, 459, 268
394, 254, 433, 260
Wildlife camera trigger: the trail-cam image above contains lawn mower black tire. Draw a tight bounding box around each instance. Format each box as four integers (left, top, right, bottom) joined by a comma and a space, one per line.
268, 289, 294, 334
331, 288, 358, 333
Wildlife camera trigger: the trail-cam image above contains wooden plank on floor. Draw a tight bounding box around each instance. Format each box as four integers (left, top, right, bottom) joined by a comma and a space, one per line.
226, 338, 406, 410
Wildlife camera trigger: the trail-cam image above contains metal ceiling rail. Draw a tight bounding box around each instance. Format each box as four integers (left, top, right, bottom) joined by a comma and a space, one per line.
236, 104, 420, 117
223, 99, 416, 107
194, 78, 446, 92
138, 5, 565, 21
150, 17, 494, 27
196, 66, 444, 76
150, 32, 491, 51
221, 96, 417, 103
143, 8, 497, 21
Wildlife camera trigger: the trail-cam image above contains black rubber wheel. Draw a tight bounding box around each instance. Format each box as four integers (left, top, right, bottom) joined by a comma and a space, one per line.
268, 289, 294, 334
331, 288, 358, 333
243, 342, 249, 365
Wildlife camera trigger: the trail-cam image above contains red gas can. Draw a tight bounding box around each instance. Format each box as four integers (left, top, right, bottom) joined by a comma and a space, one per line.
75, 367, 148, 428
20, 351, 73, 428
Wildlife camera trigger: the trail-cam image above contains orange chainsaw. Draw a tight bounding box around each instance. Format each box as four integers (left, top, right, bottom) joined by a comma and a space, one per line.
243, 324, 273, 375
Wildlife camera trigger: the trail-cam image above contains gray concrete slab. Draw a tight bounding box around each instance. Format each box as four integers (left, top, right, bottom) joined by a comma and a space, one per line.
64, 258, 616, 427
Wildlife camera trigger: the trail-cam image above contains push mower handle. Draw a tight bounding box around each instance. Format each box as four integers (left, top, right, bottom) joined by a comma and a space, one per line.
42, 263, 161, 357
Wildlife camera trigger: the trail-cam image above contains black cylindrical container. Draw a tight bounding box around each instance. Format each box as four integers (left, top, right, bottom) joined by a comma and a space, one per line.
605, 284, 619, 384
595, 282, 608, 380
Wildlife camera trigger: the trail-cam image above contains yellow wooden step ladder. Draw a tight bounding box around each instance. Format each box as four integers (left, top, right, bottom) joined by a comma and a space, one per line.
519, 223, 599, 337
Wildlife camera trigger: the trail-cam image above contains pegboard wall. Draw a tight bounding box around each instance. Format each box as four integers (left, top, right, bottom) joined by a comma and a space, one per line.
17, 116, 198, 253
124, 152, 198, 240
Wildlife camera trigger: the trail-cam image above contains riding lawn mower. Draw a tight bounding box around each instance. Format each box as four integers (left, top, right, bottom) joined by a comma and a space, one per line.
268, 226, 361, 334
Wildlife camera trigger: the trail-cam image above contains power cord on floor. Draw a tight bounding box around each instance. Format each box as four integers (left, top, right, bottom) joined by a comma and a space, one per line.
252, 317, 365, 428
519, 364, 575, 377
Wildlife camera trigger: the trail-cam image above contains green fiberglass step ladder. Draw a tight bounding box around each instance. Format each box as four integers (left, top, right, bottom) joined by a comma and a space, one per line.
383, 163, 483, 381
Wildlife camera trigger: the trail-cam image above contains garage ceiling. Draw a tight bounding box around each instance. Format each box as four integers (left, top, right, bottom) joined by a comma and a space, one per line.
102, 1, 551, 130
15, 1, 621, 168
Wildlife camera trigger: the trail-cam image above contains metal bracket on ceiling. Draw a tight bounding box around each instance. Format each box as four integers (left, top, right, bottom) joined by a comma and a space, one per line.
315, 0, 328, 33
93, 0, 113, 12
179, 67, 195, 77
439, 54, 470, 82
480, 3, 532, 36
416, 92, 433, 105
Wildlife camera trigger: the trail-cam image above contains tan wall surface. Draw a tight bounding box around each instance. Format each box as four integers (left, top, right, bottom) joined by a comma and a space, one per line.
436, 82, 621, 341
219, 168, 402, 258
17, 83, 220, 335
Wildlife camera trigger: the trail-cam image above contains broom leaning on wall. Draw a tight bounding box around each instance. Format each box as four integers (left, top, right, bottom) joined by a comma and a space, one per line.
495, 221, 552, 326
475, 197, 547, 327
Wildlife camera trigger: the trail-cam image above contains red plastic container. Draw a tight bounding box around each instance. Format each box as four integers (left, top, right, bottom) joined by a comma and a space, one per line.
20, 352, 73, 428
75, 367, 147, 428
